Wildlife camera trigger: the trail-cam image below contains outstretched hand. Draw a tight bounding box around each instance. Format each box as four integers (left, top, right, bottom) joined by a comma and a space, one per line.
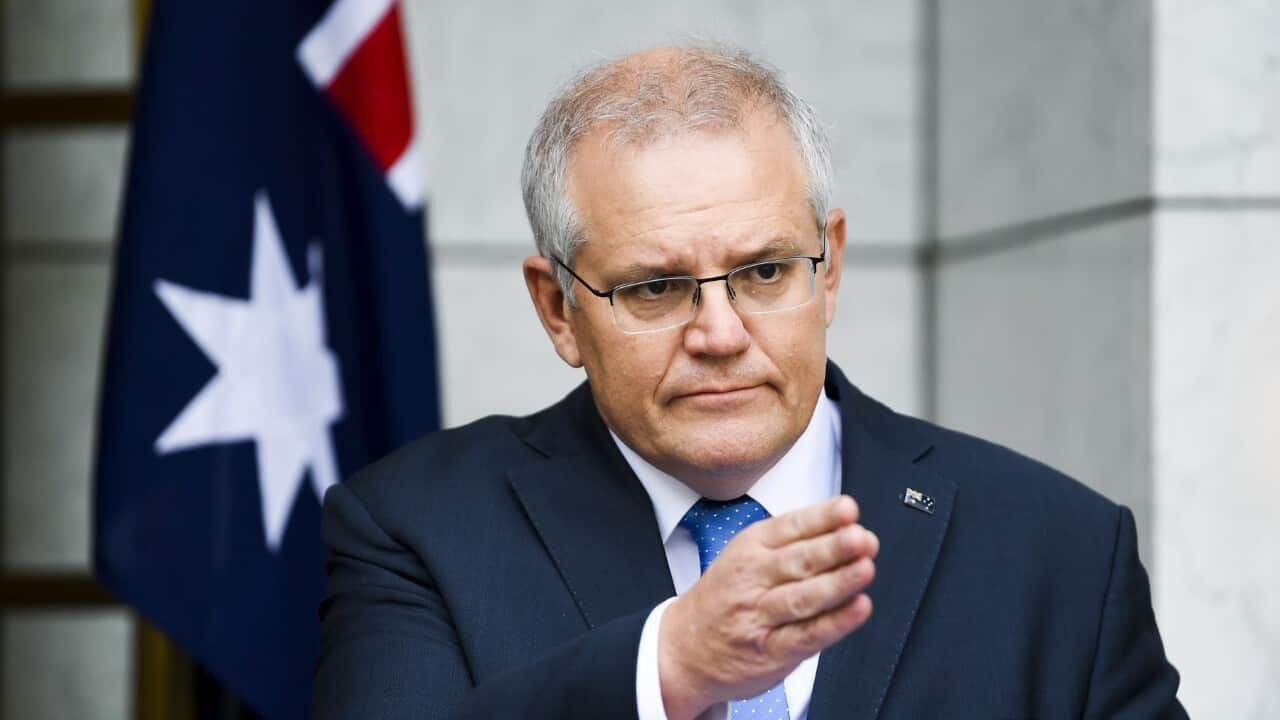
658, 495, 879, 720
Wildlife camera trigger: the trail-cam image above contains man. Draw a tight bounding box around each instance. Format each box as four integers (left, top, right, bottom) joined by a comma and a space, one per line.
314, 45, 1186, 719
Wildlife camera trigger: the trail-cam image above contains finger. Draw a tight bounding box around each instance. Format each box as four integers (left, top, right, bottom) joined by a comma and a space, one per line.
757, 495, 859, 549
765, 592, 873, 661
759, 555, 876, 625
768, 524, 875, 583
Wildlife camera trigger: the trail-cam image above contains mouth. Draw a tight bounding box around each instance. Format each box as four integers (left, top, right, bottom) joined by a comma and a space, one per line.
671, 383, 766, 408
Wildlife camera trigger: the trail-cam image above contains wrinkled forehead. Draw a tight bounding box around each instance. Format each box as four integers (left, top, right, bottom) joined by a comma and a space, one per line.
565, 109, 809, 210
559, 47, 782, 150
566, 99, 798, 171
591, 95, 785, 155
565, 117, 817, 277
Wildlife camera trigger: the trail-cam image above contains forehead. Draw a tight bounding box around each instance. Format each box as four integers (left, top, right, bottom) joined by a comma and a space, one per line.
565, 111, 815, 272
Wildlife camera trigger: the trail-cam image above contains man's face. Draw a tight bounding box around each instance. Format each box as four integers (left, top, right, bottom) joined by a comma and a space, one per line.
532, 110, 845, 497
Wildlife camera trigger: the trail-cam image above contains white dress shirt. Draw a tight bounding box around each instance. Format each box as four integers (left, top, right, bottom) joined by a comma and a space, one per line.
612, 392, 843, 720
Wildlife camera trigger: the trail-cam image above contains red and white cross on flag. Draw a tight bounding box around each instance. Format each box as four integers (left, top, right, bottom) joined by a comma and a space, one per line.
297, 0, 422, 209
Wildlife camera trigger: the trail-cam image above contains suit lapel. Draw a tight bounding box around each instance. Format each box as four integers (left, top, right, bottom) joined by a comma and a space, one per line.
809, 367, 957, 720
507, 382, 676, 629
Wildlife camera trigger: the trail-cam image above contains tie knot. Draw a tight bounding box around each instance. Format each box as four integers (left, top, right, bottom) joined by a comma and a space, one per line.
679, 496, 770, 573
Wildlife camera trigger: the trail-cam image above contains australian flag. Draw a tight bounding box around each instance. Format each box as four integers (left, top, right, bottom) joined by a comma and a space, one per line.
94, 1, 439, 717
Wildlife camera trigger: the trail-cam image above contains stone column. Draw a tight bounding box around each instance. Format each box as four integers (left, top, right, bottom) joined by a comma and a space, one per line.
929, 0, 1279, 714
930, 0, 1154, 536
2, 2, 138, 718
1152, 0, 1280, 715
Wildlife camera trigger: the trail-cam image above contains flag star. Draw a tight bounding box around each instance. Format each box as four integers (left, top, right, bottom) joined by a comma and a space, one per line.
153, 190, 344, 552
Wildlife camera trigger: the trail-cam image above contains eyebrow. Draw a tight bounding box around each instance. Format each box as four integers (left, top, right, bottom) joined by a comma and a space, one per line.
607, 237, 808, 285
736, 237, 808, 265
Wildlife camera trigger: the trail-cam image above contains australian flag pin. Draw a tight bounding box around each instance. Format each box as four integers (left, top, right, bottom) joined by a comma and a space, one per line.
902, 488, 935, 515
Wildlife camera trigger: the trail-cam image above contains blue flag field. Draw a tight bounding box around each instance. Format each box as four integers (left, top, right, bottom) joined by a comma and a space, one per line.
94, 1, 439, 717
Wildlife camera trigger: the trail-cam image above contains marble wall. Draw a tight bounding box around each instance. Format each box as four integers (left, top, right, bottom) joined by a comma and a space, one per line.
936, 0, 1150, 235
1151, 1, 1280, 715
2, 0, 134, 89
935, 221, 1153, 536
2, 0, 136, 717
1155, 0, 1279, 197
932, 0, 1280, 714
931, 0, 1155, 543
2, 610, 134, 720
1153, 213, 1280, 718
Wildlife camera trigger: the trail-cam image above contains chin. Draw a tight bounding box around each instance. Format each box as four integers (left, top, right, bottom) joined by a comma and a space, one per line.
664, 416, 793, 481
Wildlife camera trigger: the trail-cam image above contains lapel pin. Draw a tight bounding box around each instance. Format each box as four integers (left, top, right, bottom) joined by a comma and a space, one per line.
902, 487, 935, 515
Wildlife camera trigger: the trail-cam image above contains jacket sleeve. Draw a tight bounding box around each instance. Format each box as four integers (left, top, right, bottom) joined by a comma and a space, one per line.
312, 482, 648, 720
1082, 506, 1189, 719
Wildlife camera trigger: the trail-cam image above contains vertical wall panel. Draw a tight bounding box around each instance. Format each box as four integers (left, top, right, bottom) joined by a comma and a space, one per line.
2, 265, 110, 570
1155, 0, 1280, 196
3, 129, 129, 243
2, 0, 135, 88
937, 0, 1151, 236
828, 257, 921, 416
1152, 211, 1280, 718
936, 220, 1152, 548
2, 610, 134, 720
432, 257, 585, 428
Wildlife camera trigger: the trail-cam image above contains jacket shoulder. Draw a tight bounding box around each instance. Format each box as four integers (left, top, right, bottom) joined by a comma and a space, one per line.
862, 399, 1131, 592
858, 391, 1121, 527
336, 410, 540, 525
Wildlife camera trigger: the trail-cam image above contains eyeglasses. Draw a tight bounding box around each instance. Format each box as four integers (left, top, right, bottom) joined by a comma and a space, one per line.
553, 232, 827, 335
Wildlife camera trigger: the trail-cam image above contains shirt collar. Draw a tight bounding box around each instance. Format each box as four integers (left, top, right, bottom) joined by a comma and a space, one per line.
611, 390, 843, 543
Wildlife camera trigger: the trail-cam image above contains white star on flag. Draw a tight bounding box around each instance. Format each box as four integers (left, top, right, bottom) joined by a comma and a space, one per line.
153, 190, 345, 552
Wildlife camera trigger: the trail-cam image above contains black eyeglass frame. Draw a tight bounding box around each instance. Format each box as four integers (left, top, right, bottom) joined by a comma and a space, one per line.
552, 229, 828, 311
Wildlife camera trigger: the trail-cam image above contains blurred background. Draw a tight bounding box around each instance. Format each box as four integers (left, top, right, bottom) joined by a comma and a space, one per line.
1, 0, 1276, 718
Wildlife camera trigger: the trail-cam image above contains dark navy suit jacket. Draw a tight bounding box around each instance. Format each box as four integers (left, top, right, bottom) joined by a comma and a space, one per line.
313, 363, 1187, 719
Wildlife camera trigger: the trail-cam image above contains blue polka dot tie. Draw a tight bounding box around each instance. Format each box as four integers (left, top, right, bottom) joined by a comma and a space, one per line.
680, 497, 792, 720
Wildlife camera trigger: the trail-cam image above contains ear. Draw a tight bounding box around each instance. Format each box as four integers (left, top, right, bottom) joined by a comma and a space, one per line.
821, 208, 847, 327
523, 255, 583, 367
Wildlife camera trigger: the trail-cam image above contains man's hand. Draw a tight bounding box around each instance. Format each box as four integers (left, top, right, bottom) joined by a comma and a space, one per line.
658, 495, 878, 720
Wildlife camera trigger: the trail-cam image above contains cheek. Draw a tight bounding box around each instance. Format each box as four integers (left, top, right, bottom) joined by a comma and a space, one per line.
748, 310, 828, 378
603, 341, 664, 388
579, 328, 675, 414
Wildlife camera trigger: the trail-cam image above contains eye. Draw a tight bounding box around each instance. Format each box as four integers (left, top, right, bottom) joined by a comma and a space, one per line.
637, 279, 671, 298
749, 263, 782, 281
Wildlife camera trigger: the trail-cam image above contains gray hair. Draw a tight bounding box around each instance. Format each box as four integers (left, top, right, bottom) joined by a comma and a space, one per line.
521, 44, 834, 302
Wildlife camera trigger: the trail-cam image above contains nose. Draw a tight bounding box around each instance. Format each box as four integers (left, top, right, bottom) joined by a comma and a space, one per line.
682, 280, 751, 358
